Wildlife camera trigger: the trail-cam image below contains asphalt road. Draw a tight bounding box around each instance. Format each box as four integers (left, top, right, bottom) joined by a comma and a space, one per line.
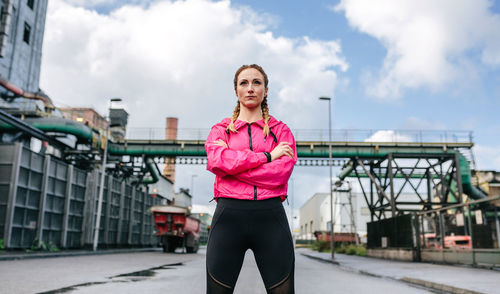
0, 248, 432, 293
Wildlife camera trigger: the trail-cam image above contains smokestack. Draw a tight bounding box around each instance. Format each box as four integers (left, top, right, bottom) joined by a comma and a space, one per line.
163, 117, 178, 182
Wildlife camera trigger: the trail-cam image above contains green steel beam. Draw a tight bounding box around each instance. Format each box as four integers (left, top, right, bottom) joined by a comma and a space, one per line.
108, 139, 472, 158
344, 172, 440, 179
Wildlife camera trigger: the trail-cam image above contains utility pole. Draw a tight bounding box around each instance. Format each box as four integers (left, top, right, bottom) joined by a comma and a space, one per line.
319, 96, 335, 259
93, 98, 122, 251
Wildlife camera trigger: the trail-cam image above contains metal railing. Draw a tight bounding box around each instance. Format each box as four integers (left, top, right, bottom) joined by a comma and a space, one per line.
126, 128, 473, 144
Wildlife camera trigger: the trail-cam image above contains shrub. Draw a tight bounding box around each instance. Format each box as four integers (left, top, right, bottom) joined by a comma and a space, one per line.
25, 240, 59, 252
355, 245, 367, 256
48, 242, 59, 252
312, 240, 330, 252
334, 243, 366, 256
0, 239, 4, 250
346, 244, 357, 255
335, 243, 347, 254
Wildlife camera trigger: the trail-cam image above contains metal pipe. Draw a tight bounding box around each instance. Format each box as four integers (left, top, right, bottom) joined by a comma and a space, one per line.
338, 162, 353, 180
416, 195, 500, 215
495, 207, 500, 249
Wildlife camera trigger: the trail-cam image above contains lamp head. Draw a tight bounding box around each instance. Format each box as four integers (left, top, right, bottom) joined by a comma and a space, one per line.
319, 96, 331, 101
110, 98, 122, 102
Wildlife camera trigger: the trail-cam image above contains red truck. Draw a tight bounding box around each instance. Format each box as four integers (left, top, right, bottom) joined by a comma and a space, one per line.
421, 233, 472, 250
151, 205, 201, 253
314, 231, 361, 244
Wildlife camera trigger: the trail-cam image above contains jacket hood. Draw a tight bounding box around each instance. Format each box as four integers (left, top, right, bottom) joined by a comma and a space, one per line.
215, 115, 281, 131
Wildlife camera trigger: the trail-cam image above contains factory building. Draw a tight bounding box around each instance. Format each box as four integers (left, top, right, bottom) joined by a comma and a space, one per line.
0, 0, 48, 92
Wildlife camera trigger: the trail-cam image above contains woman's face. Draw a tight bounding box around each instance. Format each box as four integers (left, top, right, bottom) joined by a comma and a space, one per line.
235, 68, 268, 110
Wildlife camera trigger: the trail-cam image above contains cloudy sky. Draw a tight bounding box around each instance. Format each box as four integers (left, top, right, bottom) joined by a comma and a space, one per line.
40, 0, 500, 217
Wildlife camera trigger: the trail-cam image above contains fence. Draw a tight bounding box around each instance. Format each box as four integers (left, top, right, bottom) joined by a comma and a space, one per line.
367, 214, 416, 248
126, 128, 473, 144
0, 143, 162, 249
366, 196, 500, 266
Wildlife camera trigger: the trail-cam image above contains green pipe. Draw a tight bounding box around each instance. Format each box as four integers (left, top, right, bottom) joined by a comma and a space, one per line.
132, 157, 160, 185
143, 157, 160, 185
338, 163, 354, 180
458, 153, 487, 200
0, 117, 95, 143
108, 144, 205, 156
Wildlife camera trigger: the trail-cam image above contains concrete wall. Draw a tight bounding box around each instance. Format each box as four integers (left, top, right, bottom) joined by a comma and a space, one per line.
421, 249, 500, 267
367, 248, 415, 262
368, 248, 500, 267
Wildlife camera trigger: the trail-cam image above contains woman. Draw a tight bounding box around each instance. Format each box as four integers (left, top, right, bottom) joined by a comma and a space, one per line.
205, 64, 297, 294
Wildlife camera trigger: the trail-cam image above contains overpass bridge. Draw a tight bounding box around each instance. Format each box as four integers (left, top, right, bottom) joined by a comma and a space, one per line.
106, 128, 480, 221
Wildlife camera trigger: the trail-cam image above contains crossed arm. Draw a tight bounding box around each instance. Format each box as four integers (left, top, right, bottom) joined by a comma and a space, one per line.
205, 125, 297, 188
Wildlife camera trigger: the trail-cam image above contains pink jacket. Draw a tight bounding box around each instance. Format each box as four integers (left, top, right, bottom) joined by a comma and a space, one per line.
205, 116, 297, 201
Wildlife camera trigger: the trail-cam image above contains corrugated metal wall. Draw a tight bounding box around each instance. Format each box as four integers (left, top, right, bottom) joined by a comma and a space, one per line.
367, 214, 415, 248
0, 143, 161, 249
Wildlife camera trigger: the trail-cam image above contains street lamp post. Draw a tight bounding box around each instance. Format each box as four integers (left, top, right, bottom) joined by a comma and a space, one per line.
191, 174, 198, 197
319, 96, 335, 259
93, 98, 122, 251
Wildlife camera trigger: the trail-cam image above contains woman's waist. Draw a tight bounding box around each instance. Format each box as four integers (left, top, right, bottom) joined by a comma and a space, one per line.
216, 196, 282, 210
215, 178, 287, 194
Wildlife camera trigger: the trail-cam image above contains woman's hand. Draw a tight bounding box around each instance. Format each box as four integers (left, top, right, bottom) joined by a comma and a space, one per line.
213, 139, 228, 148
270, 142, 294, 161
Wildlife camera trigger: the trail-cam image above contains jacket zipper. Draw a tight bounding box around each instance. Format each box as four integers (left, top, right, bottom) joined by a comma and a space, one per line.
248, 123, 257, 200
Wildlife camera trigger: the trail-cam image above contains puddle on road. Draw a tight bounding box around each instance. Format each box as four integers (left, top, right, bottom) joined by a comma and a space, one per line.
37, 282, 108, 294
111, 262, 184, 278
37, 262, 185, 293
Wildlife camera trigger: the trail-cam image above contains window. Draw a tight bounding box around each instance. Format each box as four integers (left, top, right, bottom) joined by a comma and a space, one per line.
23, 22, 31, 44
27, 0, 34, 10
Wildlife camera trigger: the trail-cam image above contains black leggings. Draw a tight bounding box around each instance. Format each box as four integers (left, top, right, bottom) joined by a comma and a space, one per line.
206, 197, 295, 294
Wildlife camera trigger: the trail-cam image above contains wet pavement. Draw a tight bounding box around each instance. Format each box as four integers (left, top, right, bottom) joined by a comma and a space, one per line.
1, 247, 438, 293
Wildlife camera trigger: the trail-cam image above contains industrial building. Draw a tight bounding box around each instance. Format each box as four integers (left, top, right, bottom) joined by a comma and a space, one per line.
299, 189, 371, 243
0, 0, 47, 93
0, 1, 177, 250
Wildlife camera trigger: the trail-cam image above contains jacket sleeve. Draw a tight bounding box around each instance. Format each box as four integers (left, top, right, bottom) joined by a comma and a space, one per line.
233, 125, 297, 189
205, 125, 267, 177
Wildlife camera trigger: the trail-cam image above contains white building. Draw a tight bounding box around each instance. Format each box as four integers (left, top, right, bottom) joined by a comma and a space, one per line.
299, 189, 372, 242
174, 188, 193, 208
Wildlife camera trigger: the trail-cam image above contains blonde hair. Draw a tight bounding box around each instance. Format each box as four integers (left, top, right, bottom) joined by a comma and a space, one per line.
227, 64, 270, 136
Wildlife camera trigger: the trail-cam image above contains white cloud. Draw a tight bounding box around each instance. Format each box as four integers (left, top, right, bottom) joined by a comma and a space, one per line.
474, 144, 500, 170
334, 0, 500, 99
364, 130, 413, 142
41, 0, 348, 130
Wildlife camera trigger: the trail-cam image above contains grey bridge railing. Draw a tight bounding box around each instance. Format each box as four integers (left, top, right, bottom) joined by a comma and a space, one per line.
126, 128, 473, 144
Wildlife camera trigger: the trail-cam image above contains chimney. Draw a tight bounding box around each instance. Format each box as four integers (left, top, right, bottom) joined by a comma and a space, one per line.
163, 117, 178, 182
